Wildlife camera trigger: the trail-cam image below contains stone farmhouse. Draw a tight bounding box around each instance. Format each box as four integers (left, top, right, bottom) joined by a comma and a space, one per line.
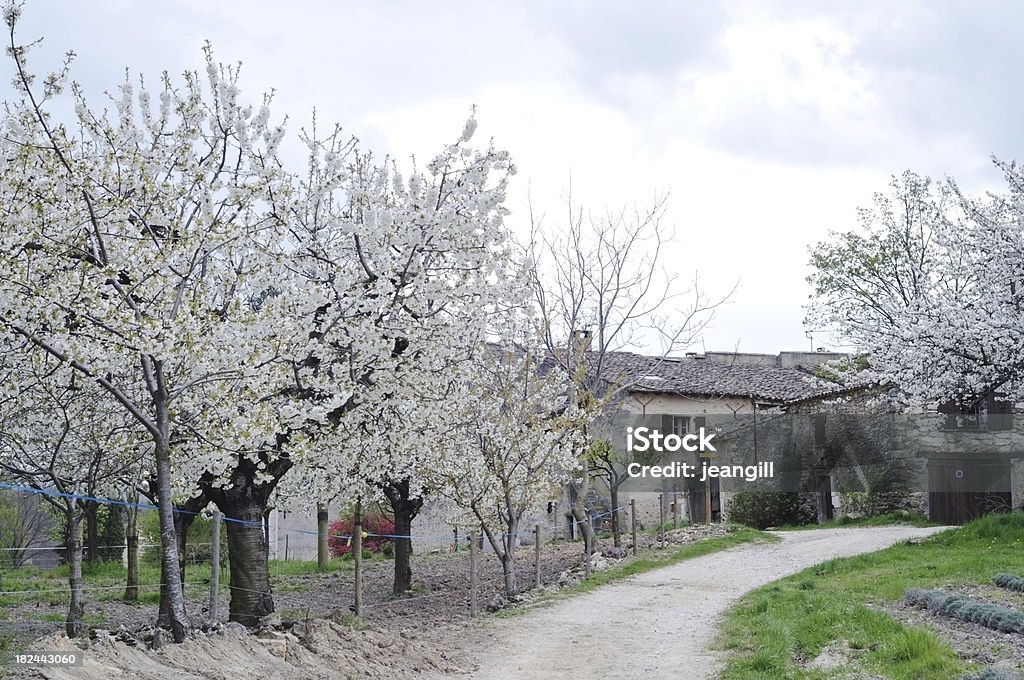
589, 349, 1024, 528
583, 349, 848, 530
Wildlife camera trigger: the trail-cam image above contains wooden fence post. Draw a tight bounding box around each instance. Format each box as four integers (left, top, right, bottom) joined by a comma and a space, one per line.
353, 500, 363, 616
658, 493, 665, 549
534, 524, 541, 589
673, 490, 679, 529
705, 476, 713, 525
630, 499, 638, 556
469, 529, 479, 618
209, 509, 221, 622
583, 512, 592, 579
316, 502, 329, 570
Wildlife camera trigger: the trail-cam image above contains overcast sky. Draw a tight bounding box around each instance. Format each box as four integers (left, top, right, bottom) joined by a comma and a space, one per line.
5, 1, 1020, 354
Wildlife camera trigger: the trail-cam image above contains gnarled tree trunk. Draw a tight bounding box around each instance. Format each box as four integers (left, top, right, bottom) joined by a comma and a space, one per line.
222, 499, 273, 625
201, 456, 291, 627
381, 478, 423, 595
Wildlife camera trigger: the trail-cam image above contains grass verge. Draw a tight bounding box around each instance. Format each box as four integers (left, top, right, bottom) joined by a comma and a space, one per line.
773, 511, 939, 531
495, 525, 776, 618
717, 513, 1024, 679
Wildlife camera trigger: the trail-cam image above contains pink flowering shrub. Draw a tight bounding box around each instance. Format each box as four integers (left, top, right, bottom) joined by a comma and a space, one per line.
328, 514, 395, 557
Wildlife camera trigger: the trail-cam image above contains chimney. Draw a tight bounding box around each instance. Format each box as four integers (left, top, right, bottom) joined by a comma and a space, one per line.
573, 328, 593, 354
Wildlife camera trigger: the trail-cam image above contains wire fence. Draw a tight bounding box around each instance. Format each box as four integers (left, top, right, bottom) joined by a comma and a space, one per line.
0, 478, 684, 633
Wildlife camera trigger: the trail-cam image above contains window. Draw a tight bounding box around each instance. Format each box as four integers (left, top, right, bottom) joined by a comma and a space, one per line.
671, 416, 691, 436
663, 415, 707, 438
938, 395, 1013, 431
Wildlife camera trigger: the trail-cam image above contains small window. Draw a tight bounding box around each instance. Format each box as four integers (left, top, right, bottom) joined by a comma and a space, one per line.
671, 416, 691, 436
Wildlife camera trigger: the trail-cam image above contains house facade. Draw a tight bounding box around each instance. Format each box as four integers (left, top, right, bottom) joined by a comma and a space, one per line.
586, 349, 847, 528
589, 349, 1024, 527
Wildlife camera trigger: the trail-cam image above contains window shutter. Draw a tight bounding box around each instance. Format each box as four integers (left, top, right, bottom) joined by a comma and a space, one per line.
694, 416, 706, 432
989, 397, 1013, 431
813, 415, 826, 447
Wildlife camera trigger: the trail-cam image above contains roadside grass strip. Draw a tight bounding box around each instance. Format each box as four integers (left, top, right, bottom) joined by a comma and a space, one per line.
494, 526, 776, 617
718, 513, 1024, 680
993, 573, 1024, 593
772, 511, 939, 531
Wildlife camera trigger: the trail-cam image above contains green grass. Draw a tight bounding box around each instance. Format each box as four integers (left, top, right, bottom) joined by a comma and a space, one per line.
1, 557, 353, 609
718, 513, 1024, 679
771, 511, 938, 531
495, 526, 776, 618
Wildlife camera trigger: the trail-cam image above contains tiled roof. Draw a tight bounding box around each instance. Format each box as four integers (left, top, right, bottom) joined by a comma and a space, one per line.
590, 351, 836, 403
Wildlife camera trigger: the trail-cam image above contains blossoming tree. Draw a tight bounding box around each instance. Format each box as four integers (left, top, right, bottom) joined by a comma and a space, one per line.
273, 117, 521, 596
807, 161, 1024, 405
0, 344, 144, 637
435, 322, 585, 598
0, 6, 299, 638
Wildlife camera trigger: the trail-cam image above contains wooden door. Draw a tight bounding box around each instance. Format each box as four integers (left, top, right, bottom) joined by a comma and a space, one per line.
928, 457, 1011, 525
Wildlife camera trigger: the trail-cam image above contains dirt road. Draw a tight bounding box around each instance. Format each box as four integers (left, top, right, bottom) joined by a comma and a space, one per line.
464, 525, 948, 680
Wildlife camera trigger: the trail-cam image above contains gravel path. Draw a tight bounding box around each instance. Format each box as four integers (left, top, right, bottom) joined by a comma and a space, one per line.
464, 525, 949, 680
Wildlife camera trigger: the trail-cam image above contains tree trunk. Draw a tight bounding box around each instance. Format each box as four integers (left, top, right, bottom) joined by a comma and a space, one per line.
198, 450, 291, 627
381, 479, 423, 595
502, 515, 519, 597
158, 501, 198, 628
201, 457, 284, 627
124, 502, 139, 601
610, 484, 622, 548
568, 482, 595, 550
153, 431, 189, 642
222, 497, 274, 626
316, 502, 329, 570
66, 509, 85, 638
479, 512, 519, 598
85, 499, 99, 566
